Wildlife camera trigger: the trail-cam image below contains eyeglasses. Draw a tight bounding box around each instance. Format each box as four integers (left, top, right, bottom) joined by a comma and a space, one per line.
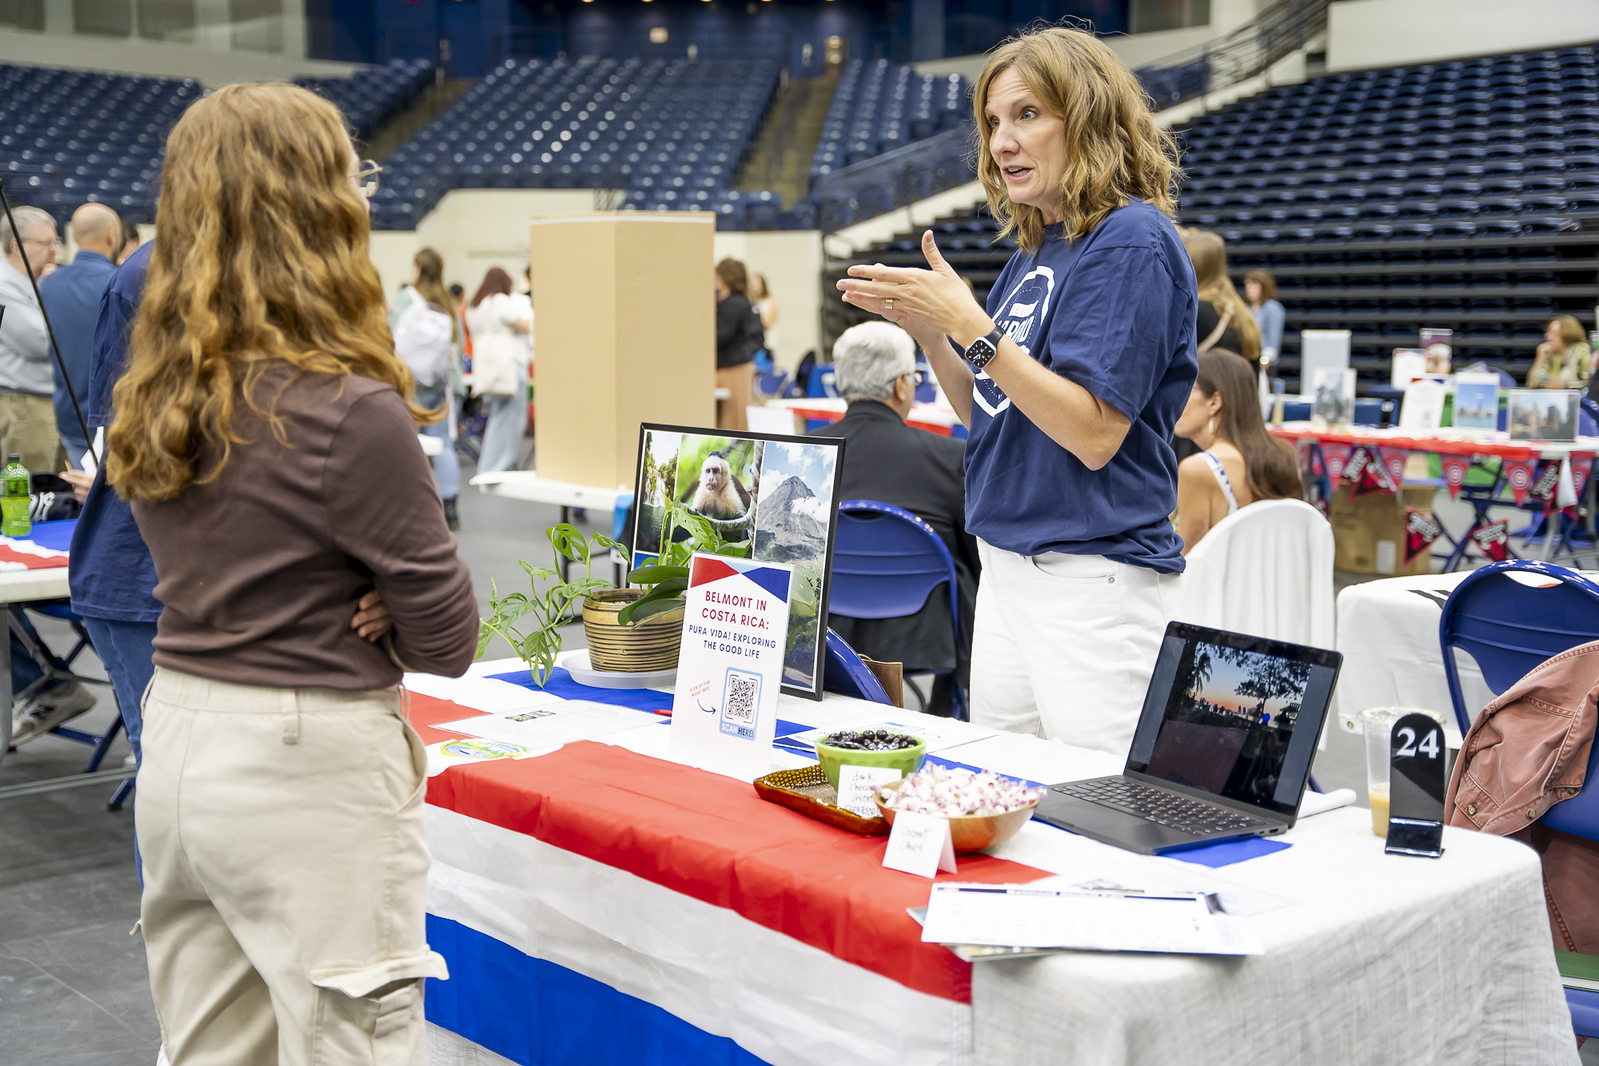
353, 159, 382, 200
21, 236, 60, 251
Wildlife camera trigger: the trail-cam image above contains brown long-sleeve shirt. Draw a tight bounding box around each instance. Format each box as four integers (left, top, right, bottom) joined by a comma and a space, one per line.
132, 361, 477, 690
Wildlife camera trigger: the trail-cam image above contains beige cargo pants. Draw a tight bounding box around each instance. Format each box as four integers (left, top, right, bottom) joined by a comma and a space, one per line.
136, 667, 447, 1066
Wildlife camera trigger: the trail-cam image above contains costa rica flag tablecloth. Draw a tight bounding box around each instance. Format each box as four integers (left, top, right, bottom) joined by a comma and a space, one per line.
406, 688, 1051, 1066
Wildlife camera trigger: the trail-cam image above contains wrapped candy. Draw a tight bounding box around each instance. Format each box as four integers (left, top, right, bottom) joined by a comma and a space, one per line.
876, 765, 1042, 817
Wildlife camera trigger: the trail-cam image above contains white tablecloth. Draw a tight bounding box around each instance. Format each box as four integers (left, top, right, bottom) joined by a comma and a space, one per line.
1334, 572, 1488, 744
415, 662, 1578, 1066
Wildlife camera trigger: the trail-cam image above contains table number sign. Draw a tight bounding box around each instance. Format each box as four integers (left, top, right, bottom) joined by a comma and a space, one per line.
670, 552, 793, 778
1385, 711, 1448, 859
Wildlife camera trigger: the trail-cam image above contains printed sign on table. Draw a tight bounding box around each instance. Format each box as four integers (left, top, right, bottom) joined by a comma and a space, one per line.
670, 552, 793, 778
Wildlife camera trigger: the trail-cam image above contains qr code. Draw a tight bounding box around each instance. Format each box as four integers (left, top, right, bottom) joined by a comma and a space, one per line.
720, 671, 760, 738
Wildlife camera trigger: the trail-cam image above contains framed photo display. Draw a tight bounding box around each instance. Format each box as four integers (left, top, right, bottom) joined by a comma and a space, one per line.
631, 423, 846, 700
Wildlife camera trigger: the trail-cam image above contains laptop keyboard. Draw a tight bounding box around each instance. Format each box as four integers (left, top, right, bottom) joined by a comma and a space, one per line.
1053, 778, 1271, 836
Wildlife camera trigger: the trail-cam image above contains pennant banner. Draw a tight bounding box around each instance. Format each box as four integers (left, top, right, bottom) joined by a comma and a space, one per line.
1470, 519, 1512, 563
1502, 457, 1539, 506
1572, 453, 1595, 498
1528, 460, 1562, 502
1346, 445, 1397, 499
1440, 455, 1470, 499
1378, 446, 1410, 488
1321, 442, 1355, 481
1404, 508, 1443, 565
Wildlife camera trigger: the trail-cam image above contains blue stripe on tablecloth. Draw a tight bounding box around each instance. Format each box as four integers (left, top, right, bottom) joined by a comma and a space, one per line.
490, 667, 672, 714
425, 914, 772, 1066
19, 519, 74, 552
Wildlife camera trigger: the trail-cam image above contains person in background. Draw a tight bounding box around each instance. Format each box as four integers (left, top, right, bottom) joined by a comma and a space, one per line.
467, 266, 532, 473
1173, 348, 1304, 553
0, 205, 66, 472
41, 202, 122, 468
1243, 268, 1285, 372
836, 27, 1196, 757
749, 271, 779, 369
115, 215, 141, 266
1182, 228, 1260, 363
812, 322, 977, 717
714, 257, 763, 432
106, 82, 475, 1063
391, 248, 463, 529
1529, 315, 1592, 390
449, 281, 474, 372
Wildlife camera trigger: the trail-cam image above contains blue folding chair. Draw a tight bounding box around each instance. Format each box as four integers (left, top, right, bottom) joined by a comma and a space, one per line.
1438, 561, 1599, 1037
829, 501, 966, 719
822, 628, 894, 705
1438, 560, 1599, 735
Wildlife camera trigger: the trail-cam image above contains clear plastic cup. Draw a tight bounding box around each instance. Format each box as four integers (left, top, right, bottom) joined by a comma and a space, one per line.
1361, 706, 1451, 837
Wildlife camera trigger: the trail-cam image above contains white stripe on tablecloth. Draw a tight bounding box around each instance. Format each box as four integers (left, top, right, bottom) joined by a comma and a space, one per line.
426, 805, 972, 1066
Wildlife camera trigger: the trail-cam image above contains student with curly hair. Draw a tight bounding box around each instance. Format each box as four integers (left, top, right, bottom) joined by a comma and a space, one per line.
107, 82, 477, 1064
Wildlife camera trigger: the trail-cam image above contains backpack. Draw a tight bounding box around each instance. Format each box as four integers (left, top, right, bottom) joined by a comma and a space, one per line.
393, 295, 454, 387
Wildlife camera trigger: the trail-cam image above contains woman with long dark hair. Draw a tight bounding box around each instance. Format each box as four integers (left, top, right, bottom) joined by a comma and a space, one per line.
466, 265, 532, 472
107, 82, 477, 1062
1173, 348, 1304, 552
835, 27, 1197, 756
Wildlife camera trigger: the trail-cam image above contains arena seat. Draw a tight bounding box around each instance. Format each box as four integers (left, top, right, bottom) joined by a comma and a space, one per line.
295, 58, 432, 141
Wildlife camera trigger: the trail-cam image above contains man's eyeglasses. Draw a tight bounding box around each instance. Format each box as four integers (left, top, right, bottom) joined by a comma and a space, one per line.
354, 160, 382, 200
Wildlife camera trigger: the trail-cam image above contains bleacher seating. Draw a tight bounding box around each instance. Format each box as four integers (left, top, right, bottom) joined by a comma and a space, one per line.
295, 58, 433, 142
0, 63, 200, 226
810, 58, 968, 184
827, 43, 1599, 386
1175, 43, 1599, 388
371, 57, 783, 231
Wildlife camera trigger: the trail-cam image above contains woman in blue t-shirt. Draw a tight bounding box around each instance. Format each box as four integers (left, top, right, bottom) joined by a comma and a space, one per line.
836, 27, 1198, 756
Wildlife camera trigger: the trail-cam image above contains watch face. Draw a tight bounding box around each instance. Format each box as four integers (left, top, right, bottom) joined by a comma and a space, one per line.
966, 337, 996, 368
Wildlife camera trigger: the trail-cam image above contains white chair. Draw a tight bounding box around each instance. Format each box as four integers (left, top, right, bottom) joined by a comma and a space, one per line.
1174, 498, 1335, 649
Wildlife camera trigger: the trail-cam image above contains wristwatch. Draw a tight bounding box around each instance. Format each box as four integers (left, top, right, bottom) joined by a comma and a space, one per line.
963, 326, 1005, 370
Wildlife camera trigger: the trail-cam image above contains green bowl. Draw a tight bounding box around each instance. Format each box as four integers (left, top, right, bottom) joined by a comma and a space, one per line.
814, 732, 927, 790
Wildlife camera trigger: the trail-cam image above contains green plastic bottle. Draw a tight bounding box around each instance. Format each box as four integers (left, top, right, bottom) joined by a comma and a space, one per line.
2, 454, 31, 537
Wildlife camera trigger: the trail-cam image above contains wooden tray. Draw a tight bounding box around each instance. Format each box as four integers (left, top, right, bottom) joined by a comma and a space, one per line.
753, 765, 890, 836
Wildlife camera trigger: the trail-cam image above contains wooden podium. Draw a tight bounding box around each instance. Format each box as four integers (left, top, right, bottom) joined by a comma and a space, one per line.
529, 212, 716, 492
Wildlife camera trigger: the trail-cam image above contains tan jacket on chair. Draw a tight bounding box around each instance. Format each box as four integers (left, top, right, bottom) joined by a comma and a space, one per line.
1445, 640, 1599, 953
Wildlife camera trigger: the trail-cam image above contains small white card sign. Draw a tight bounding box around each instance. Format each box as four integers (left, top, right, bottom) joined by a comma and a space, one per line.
836, 764, 903, 819
669, 552, 793, 778
882, 810, 957, 879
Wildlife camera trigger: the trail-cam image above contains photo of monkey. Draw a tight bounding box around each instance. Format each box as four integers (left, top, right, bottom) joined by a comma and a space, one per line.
630, 423, 844, 700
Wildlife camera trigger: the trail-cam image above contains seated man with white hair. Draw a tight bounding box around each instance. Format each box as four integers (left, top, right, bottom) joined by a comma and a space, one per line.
811, 321, 976, 716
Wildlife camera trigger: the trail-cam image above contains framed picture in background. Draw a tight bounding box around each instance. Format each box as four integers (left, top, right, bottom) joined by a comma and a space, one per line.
1507, 389, 1579, 442
631, 424, 845, 700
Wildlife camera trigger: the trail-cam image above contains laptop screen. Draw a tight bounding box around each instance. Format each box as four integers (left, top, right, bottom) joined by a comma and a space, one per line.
1124, 623, 1342, 819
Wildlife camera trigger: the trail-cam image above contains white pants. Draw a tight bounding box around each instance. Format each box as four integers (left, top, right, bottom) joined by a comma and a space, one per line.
970, 541, 1181, 758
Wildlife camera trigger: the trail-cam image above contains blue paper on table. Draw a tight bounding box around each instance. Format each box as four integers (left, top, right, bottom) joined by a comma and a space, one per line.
490, 668, 671, 715
1165, 837, 1291, 868
19, 519, 75, 552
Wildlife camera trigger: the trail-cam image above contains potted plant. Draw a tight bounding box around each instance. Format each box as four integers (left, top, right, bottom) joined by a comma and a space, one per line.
616, 497, 763, 628
478, 524, 636, 685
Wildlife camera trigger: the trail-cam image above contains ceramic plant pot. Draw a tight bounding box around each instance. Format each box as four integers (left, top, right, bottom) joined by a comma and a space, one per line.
581, 588, 686, 673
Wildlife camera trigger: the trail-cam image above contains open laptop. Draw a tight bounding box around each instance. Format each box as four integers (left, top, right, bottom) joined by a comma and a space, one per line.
1033, 622, 1343, 855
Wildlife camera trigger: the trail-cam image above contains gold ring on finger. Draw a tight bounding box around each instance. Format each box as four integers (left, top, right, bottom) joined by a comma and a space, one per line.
885, 298, 894, 311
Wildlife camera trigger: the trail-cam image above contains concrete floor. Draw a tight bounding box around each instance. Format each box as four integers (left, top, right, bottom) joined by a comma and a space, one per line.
0, 468, 1590, 1065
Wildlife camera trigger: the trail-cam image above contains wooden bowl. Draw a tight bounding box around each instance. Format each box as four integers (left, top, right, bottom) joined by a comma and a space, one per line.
872, 779, 1041, 854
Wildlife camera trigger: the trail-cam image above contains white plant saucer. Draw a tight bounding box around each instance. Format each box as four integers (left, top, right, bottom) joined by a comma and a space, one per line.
556, 649, 676, 690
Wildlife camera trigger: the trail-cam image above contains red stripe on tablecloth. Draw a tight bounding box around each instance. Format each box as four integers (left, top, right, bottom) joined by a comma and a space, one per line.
0, 544, 67, 569
424, 735, 1053, 1003
406, 690, 492, 743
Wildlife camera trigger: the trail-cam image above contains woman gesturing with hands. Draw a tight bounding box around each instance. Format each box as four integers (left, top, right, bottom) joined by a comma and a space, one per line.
837, 27, 1199, 759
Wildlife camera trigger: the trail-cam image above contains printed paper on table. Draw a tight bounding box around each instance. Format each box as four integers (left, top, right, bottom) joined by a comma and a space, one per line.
670, 552, 793, 778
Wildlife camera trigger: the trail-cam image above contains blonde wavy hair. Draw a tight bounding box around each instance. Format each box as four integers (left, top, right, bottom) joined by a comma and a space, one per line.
1181, 228, 1261, 362
973, 27, 1179, 252
107, 82, 431, 503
